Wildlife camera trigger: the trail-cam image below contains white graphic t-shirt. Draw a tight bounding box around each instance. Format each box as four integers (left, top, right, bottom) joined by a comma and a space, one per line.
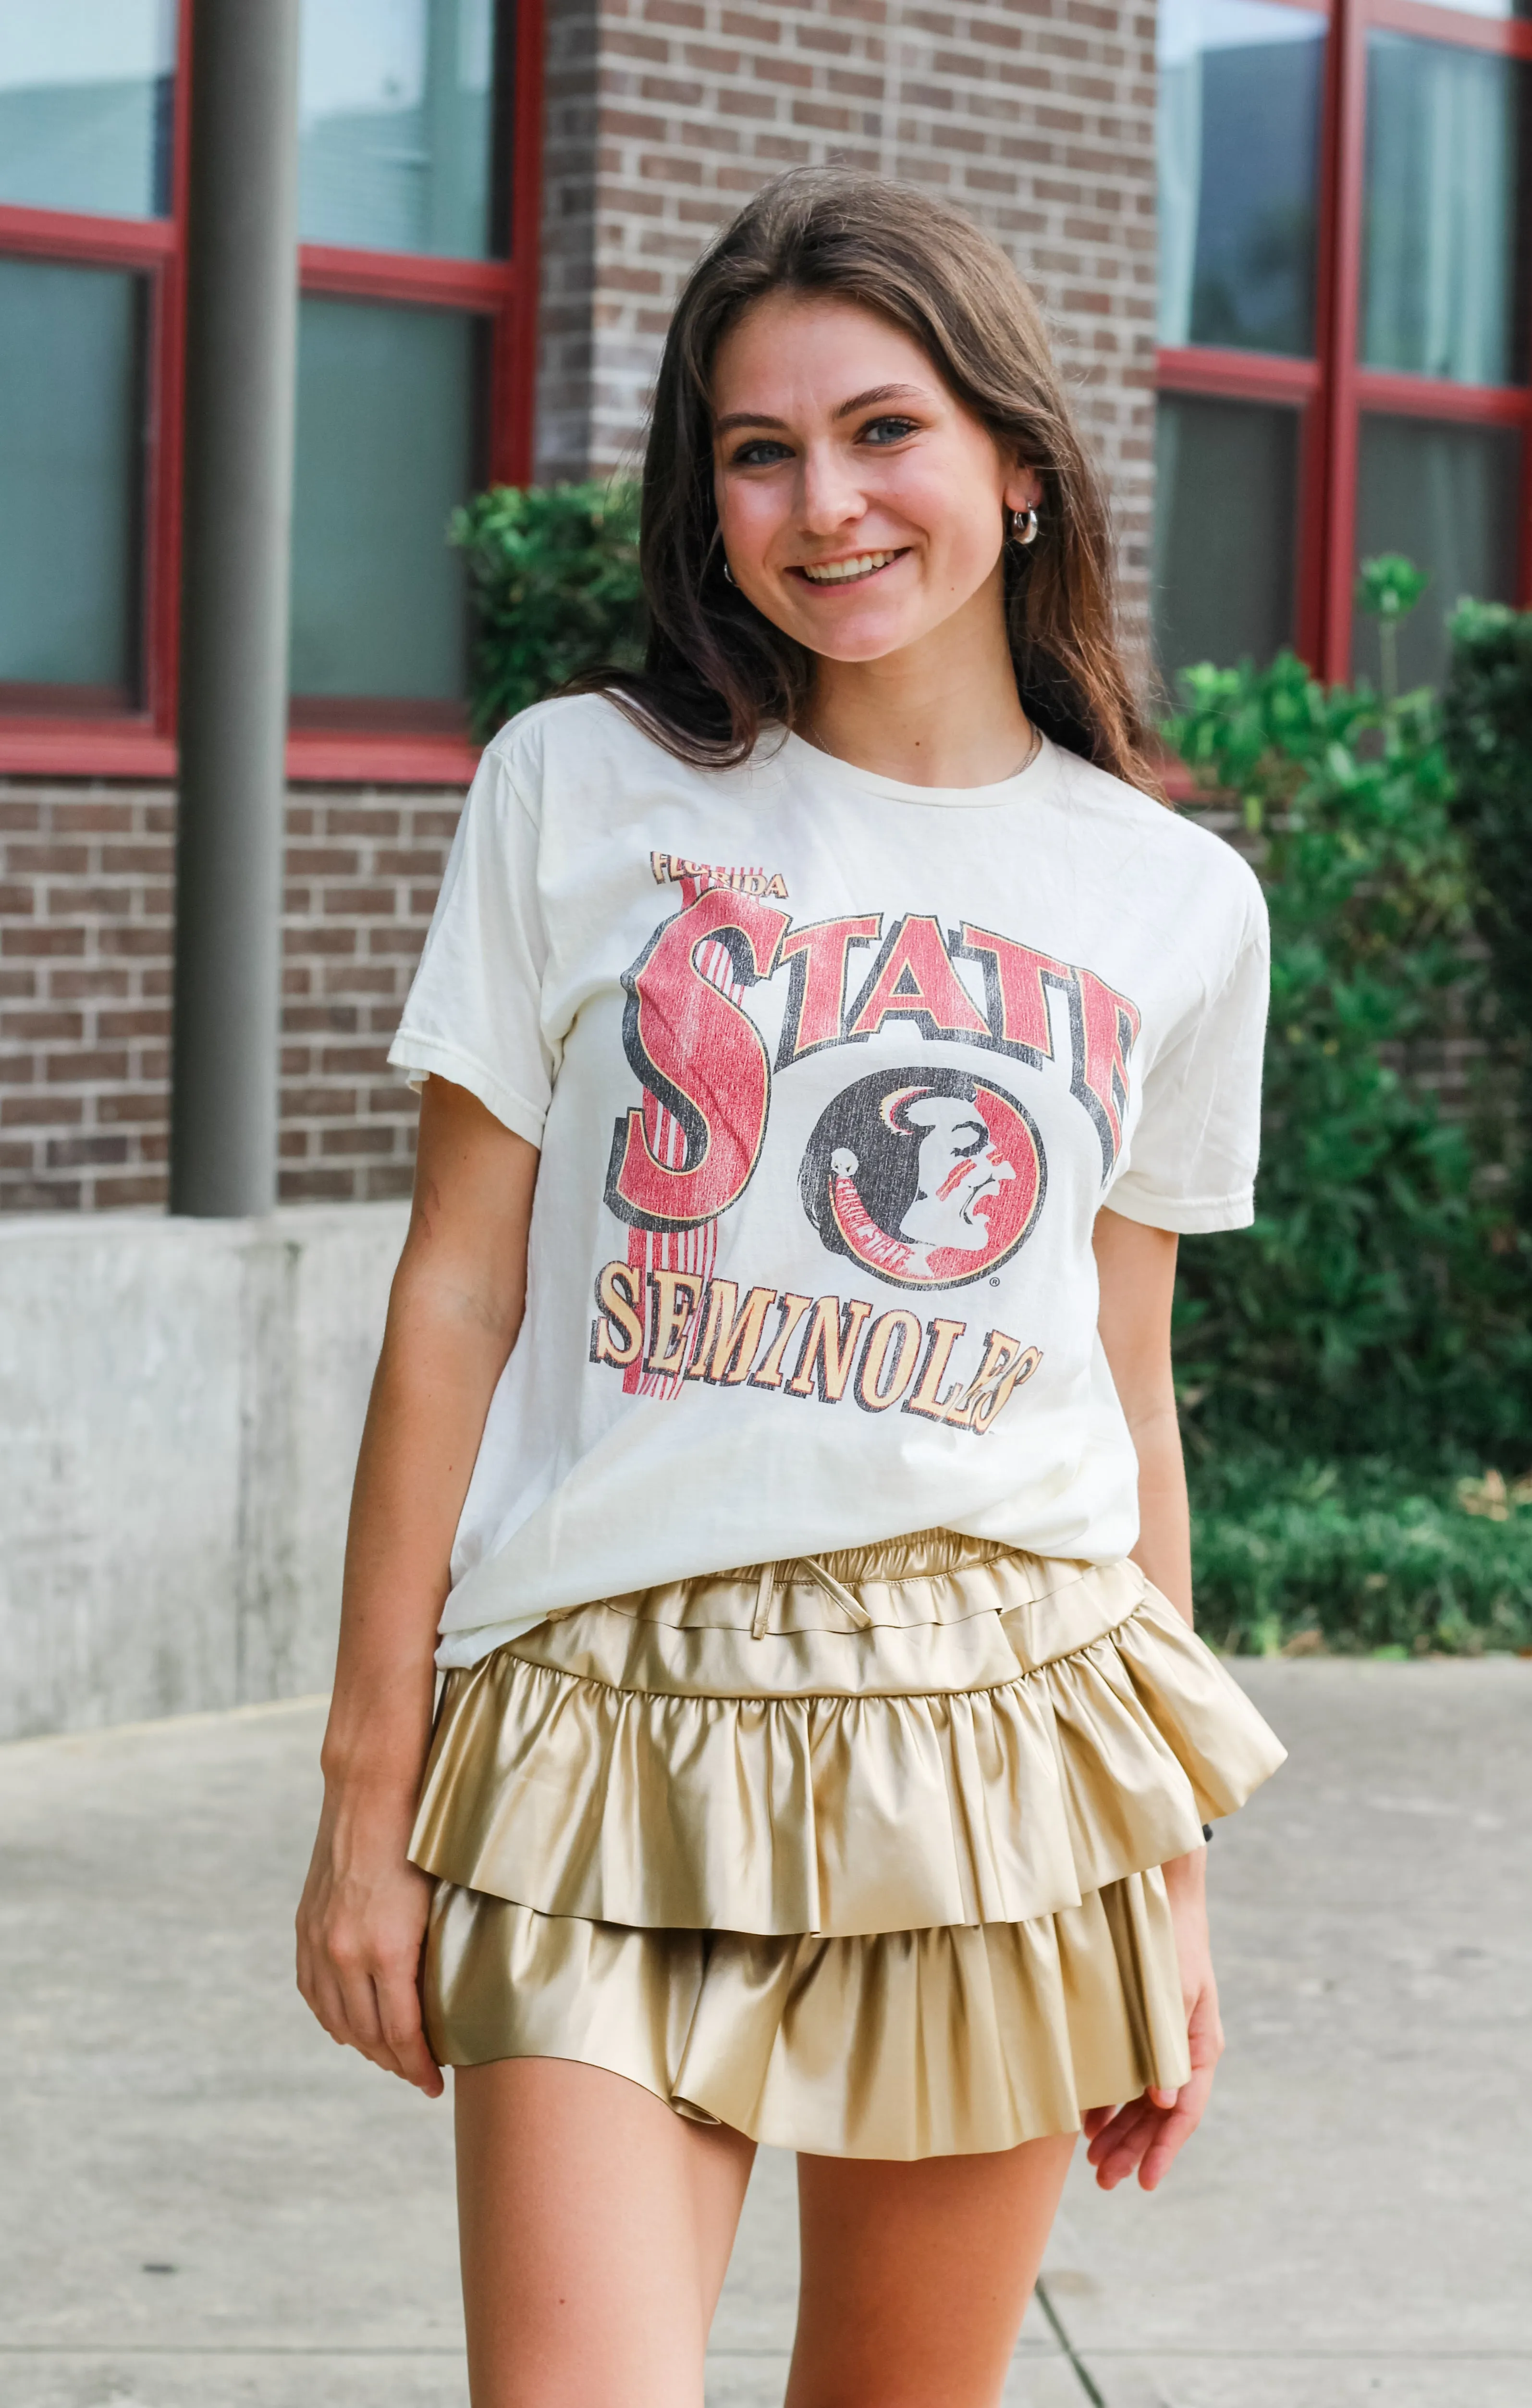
390, 695, 1268, 1667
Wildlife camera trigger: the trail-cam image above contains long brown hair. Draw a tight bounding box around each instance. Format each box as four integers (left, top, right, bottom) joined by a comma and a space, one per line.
588, 169, 1163, 797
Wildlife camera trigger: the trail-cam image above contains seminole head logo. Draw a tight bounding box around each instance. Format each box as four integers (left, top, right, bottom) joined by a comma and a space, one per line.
799, 1067, 1045, 1290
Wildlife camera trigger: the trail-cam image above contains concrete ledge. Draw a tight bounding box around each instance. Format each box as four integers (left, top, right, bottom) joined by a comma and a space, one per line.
0, 1203, 407, 1739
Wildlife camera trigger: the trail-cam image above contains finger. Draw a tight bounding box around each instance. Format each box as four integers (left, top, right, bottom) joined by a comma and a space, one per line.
305, 1961, 356, 2050
1186, 2015, 1224, 2070
364, 1963, 440, 2093
1139, 2068, 1217, 2191
389, 2029, 444, 2097
1097, 2096, 1165, 2165
376, 1966, 444, 2099
1089, 2102, 1160, 2189
1186, 1988, 1225, 2069
1101, 2119, 1173, 2190
1081, 2104, 1119, 2142
1188, 2023, 1225, 2074
336, 1968, 410, 2082
1086, 2117, 1146, 2176
1085, 2096, 1152, 2166
1138, 2102, 1201, 2191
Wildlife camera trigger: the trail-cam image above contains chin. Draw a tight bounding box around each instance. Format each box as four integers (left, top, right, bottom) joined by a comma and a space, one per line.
792, 610, 925, 663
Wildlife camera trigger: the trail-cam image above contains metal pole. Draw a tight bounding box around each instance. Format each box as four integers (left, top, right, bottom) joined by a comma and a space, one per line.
170, 0, 302, 1216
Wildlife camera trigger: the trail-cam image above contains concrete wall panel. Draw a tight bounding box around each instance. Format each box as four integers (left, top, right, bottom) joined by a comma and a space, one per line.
0, 1202, 405, 1738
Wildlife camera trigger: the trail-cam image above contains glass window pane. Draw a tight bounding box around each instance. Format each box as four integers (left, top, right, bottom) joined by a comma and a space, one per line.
1362, 35, 1526, 385
1158, 0, 1326, 356
289, 297, 479, 707
1153, 394, 1300, 685
1353, 417, 1520, 691
0, 258, 144, 705
0, 0, 176, 220
298, 0, 500, 258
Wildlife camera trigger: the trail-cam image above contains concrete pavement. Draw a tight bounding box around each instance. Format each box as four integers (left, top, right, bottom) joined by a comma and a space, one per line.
0, 1660, 1527, 2407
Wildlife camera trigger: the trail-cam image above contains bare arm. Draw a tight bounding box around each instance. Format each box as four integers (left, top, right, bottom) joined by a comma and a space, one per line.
1092, 1206, 1190, 1621
1085, 1206, 1223, 2190
296, 1077, 539, 2096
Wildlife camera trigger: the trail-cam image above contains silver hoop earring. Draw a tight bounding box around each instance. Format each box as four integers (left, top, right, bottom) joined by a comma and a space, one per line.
1011, 506, 1039, 546
723, 559, 736, 585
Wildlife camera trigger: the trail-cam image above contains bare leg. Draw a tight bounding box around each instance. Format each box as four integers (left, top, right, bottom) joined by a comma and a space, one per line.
785, 2132, 1075, 2408
454, 2057, 756, 2408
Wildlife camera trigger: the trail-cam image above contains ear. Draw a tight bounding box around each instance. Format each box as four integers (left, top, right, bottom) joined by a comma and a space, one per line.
1003, 462, 1043, 516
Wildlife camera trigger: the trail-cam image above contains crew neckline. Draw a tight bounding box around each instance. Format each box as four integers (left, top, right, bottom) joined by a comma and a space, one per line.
774, 727, 1060, 809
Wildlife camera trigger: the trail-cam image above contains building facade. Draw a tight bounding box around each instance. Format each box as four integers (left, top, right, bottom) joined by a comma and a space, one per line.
2, 0, 1517, 1213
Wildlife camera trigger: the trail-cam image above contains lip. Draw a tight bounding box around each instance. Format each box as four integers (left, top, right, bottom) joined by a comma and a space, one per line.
788, 547, 910, 590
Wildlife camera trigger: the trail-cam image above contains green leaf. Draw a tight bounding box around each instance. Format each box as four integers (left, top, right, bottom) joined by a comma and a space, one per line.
451, 479, 646, 738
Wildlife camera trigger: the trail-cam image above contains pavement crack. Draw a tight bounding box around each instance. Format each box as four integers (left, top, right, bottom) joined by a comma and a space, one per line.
1033, 2278, 1108, 2408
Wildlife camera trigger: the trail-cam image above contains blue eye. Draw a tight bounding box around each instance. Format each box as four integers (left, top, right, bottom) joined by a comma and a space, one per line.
862, 416, 919, 445
730, 439, 792, 467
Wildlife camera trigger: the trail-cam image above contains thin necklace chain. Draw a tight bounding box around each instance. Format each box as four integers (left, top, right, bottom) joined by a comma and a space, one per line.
795, 716, 1042, 781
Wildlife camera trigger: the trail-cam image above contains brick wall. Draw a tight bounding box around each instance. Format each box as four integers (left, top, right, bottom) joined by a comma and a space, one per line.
537, 0, 1158, 648
0, 782, 461, 1214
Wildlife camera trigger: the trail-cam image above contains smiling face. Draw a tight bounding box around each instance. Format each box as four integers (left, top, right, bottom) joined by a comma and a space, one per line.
711, 291, 1039, 664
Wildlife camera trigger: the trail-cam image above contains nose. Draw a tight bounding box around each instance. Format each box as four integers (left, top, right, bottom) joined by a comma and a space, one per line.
797, 441, 866, 538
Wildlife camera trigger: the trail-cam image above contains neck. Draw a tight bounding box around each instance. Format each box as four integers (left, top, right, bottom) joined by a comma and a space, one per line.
803, 571, 1033, 788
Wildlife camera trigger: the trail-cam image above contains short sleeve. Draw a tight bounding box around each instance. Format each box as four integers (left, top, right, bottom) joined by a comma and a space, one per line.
387, 743, 554, 1147
1106, 882, 1269, 1235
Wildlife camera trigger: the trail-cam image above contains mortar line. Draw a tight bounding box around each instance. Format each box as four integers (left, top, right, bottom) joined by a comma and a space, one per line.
1033, 2279, 1108, 2408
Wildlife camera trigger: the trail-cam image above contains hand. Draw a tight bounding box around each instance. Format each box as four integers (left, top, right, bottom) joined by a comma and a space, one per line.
1081, 1854, 1224, 2192
295, 1787, 444, 2098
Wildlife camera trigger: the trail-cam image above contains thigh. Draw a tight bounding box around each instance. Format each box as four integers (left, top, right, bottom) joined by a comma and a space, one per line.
785, 2132, 1075, 2408
454, 2057, 756, 2408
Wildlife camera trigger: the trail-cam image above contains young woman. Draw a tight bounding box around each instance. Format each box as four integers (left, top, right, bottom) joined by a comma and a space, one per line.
296, 170, 1285, 2408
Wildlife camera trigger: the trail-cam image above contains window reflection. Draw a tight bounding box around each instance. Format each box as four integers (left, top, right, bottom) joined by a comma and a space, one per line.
1158, 0, 1326, 356
0, 258, 145, 705
1410, 0, 1527, 20
1153, 394, 1300, 684
1353, 418, 1519, 690
298, 0, 500, 258
0, 0, 176, 220
289, 297, 480, 709
1362, 35, 1526, 385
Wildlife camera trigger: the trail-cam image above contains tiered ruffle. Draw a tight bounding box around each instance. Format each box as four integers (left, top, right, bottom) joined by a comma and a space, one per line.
412, 1535, 1284, 2158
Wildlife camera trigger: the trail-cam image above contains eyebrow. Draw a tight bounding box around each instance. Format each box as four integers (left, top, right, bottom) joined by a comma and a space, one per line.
713, 382, 932, 438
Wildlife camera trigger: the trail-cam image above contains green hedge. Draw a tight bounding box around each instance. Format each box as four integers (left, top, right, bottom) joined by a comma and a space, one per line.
451, 480, 644, 739
1442, 598, 1532, 1222
1168, 647, 1532, 1473
1173, 595, 1532, 1650
1191, 1452, 1532, 1657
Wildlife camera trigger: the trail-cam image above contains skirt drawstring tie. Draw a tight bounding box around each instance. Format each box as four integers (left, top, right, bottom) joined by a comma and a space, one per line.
752, 1557, 874, 1639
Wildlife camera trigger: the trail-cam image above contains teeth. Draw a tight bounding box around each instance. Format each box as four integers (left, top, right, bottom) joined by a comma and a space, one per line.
800, 551, 898, 584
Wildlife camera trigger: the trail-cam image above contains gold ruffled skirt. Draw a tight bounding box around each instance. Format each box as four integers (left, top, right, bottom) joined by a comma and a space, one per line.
410, 1533, 1285, 2161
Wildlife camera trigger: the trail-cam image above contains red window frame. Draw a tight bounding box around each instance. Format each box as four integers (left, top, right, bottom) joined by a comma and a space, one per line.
1156, 0, 1532, 683
0, 0, 544, 787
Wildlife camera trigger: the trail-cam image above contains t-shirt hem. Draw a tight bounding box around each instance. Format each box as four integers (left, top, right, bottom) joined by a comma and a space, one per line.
386, 1031, 547, 1149
1103, 1185, 1255, 1235
436, 1615, 545, 1670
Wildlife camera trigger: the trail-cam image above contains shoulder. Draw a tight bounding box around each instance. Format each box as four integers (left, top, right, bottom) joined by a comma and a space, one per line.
480, 690, 677, 814
1048, 742, 1267, 957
